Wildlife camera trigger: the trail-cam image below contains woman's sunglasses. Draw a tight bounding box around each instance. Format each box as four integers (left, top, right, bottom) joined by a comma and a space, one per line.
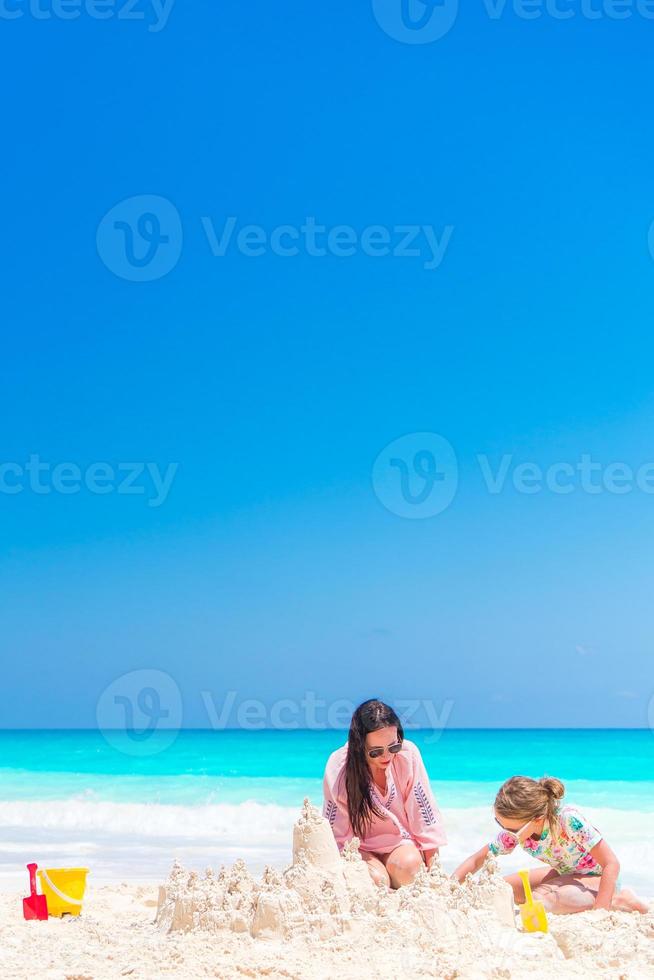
367, 741, 403, 760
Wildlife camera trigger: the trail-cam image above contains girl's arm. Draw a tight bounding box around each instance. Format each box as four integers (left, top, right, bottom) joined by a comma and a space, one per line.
558, 807, 618, 910
590, 839, 620, 910
453, 844, 489, 882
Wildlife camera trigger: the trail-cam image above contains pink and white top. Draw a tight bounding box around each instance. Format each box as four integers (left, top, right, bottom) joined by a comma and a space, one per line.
322, 739, 447, 855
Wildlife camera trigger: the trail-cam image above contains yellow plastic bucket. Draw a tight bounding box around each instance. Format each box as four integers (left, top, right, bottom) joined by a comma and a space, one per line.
37, 867, 89, 917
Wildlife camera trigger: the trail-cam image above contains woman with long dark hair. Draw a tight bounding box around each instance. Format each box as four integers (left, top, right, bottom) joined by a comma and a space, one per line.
323, 699, 446, 888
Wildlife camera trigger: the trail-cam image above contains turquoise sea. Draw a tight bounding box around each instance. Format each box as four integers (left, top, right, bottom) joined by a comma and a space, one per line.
1, 729, 653, 891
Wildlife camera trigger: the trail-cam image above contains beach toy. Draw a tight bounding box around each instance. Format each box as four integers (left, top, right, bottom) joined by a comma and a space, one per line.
37, 867, 89, 917
23, 863, 48, 920
517, 869, 548, 933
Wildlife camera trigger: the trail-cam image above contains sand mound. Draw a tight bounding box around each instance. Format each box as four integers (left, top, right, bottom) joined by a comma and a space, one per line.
156, 798, 513, 938
152, 798, 654, 977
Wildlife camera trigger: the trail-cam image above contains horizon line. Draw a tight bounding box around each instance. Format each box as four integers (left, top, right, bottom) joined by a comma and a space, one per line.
1, 727, 651, 734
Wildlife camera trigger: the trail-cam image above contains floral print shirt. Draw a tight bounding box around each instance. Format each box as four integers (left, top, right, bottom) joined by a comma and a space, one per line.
488, 804, 603, 876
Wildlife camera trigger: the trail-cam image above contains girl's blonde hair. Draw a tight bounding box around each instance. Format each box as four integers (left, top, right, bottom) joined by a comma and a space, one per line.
494, 775, 565, 839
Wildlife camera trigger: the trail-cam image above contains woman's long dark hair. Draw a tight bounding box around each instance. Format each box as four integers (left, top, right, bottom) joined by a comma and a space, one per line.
345, 699, 404, 839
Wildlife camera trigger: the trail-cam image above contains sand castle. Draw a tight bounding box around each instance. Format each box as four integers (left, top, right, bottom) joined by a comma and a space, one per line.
152, 799, 654, 977
156, 798, 519, 943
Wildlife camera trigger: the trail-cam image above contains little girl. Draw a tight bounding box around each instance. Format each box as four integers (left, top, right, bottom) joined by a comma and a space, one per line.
454, 775, 649, 914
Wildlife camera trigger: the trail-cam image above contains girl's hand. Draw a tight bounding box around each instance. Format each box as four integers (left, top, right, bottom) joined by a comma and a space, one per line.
452, 844, 489, 883
589, 841, 620, 912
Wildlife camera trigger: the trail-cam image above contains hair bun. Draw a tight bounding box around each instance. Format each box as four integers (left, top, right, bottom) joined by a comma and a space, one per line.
539, 776, 565, 800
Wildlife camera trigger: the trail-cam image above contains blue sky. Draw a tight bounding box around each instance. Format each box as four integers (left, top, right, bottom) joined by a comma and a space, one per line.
2, 1, 654, 728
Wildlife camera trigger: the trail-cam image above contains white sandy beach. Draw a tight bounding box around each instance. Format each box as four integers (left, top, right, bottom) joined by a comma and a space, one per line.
1, 800, 652, 980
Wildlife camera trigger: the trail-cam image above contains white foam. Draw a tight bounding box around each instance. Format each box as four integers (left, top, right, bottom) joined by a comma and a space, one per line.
1, 799, 652, 893
0, 798, 294, 841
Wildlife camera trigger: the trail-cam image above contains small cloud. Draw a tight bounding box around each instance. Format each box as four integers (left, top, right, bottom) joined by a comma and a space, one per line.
491, 693, 511, 703
616, 690, 638, 700
575, 644, 594, 657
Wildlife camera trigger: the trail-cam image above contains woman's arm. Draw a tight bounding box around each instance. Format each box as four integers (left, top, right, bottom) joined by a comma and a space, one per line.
402, 743, 448, 851
590, 839, 620, 910
323, 761, 354, 850
453, 844, 489, 882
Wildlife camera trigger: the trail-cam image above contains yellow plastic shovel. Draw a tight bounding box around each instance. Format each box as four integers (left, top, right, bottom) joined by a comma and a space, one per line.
518, 869, 548, 933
